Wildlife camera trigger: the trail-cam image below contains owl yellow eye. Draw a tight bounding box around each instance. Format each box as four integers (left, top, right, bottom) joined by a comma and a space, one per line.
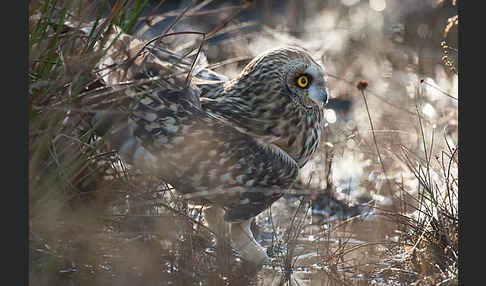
296, 74, 311, 88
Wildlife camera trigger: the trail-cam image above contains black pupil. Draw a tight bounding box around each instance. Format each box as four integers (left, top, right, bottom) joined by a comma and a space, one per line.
301, 77, 307, 84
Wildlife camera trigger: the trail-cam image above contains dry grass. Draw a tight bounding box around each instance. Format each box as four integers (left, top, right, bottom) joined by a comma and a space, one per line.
29, 0, 458, 285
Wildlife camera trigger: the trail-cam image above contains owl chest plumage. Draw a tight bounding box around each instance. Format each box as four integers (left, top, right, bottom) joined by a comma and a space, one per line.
279, 108, 324, 168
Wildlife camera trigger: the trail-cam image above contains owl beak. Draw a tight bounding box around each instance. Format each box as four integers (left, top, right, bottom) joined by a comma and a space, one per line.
321, 88, 329, 106
308, 86, 328, 108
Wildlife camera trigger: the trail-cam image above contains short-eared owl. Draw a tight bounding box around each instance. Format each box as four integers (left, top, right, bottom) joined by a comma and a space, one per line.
73, 21, 329, 266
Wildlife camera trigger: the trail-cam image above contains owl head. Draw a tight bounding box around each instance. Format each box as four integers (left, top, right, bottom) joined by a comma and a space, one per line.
233, 46, 329, 112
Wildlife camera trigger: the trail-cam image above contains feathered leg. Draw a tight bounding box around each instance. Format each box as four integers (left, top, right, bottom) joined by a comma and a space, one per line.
203, 206, 232, 272
230, 219, 269, 266
204, 206, 269, 267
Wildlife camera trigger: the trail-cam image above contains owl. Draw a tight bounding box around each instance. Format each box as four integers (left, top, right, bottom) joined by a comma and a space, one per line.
73, 21, 329, 266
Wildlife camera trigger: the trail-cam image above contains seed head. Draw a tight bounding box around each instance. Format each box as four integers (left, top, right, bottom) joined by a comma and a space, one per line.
356, 80, 368, 91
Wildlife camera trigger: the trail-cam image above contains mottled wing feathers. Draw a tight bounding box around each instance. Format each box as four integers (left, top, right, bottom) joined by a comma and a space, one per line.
96, 86, 299, 221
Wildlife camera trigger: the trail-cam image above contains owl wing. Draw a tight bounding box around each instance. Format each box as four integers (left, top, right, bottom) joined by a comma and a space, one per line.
93, 86, 299, 221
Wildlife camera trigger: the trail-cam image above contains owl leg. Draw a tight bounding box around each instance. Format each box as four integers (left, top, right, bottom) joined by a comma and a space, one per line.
230, 219, 269, 266
203, 206, 230, 240
203, 206, 232, 269
204, 206, 269, 267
